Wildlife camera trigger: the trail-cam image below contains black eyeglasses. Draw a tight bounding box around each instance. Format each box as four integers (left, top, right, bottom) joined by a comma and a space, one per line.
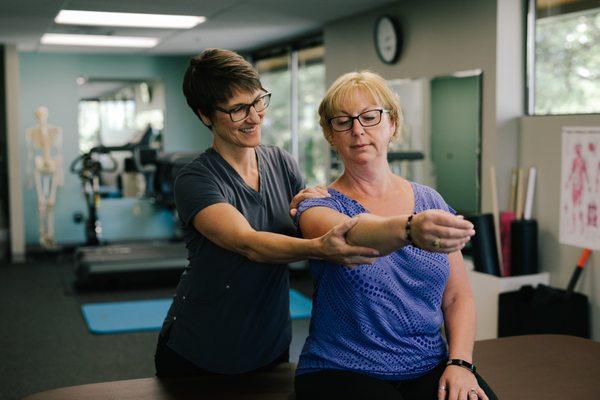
214, 92, 272, 122
328, 109, 390, 132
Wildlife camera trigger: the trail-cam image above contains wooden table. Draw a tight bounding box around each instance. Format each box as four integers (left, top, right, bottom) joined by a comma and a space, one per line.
473, 334, 600, 400
23, 335, 600, 400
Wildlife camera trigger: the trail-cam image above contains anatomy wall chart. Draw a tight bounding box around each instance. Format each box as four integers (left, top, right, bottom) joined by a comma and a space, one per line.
560, 126, 600, 250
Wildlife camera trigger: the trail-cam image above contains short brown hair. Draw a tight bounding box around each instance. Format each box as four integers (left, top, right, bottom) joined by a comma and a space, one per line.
318, 70, 403, 145
183, 48, 263, 122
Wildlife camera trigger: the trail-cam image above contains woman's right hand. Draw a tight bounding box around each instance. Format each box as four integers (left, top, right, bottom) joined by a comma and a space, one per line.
318, 218, 380, 267
409, 210, 475, 253
290, 186, 330, 218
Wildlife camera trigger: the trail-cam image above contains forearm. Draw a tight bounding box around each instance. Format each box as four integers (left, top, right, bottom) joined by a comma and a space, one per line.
443, 295, 476, 362
238, 230, 321, 264
345, 213, 410, 255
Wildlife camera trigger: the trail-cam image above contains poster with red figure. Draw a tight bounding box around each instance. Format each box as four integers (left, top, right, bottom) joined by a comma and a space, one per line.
560, 126, 600, 250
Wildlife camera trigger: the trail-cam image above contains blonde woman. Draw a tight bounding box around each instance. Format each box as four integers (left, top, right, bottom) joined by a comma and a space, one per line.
294, 71, 497, 400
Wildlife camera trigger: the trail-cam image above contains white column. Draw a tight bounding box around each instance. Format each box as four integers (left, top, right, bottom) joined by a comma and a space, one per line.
290, 50, 299, 162
5, 45, 25, 262
495, 0, 525, 212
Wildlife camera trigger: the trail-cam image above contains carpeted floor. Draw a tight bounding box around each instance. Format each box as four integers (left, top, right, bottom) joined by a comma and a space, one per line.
0, 258, 312, 400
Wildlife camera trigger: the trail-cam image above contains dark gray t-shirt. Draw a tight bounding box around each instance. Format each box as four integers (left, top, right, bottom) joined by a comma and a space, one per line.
161, 145, 304, 373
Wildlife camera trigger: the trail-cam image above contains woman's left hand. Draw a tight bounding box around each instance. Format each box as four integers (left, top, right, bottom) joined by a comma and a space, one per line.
438, 365, 488, 400
290, 186, 330, 217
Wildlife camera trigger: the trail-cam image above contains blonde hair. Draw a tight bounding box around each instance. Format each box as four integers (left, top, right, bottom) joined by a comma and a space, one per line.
318, 70, 403, 145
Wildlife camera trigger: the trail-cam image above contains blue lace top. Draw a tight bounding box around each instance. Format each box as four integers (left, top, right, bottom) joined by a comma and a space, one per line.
295, 182, 456, 380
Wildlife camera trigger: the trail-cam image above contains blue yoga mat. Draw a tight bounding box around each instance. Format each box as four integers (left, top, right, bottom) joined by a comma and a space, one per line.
288, 288, 313, 319
81, 289, 312, 334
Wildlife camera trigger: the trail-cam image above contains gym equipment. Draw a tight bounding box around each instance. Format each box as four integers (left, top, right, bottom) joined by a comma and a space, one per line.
70, 127, 196, 285
466, 214, 502, 276
152, 151, 198, 210
74, 241, 188, 284
70, 126, 161, 245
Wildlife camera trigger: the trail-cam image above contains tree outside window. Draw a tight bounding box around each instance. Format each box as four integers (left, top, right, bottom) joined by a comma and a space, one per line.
531, 1, 600, 114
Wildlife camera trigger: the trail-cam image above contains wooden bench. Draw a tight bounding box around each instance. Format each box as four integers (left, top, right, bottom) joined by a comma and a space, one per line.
23, 335, 600, 400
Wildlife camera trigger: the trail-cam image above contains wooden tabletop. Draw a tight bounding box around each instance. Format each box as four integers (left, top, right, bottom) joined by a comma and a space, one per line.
473, 334, 600, 400
23, 335, 600, 400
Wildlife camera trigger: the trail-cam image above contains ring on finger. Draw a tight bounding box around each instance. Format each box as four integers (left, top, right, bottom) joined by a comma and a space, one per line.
469, 388, 478, 398
438, 386, 446, 392
432, 237, 442, 249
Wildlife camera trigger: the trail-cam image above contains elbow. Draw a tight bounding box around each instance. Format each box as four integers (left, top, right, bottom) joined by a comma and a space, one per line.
244, 248, 268, 263
234, 242, 259, 262
443, 292, 475, 313
235, 232, 267, 263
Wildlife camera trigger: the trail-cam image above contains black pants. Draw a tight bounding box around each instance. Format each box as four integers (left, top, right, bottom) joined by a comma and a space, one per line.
295, 361, 499, 400
154, 327, 289, 377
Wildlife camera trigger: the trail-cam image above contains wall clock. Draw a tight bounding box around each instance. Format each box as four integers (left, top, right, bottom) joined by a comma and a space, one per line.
374, 15, 402, 64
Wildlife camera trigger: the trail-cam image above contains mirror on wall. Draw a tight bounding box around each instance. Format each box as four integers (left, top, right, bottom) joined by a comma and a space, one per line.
387, 70, 482, 214
76, 78, 166, 198
77, 78, 165, 153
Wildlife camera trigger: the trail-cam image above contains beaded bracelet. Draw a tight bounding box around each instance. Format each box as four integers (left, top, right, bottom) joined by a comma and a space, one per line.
405, 214, 416, 246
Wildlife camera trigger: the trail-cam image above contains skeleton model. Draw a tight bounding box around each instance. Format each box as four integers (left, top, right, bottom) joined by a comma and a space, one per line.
26, 106, 64, 249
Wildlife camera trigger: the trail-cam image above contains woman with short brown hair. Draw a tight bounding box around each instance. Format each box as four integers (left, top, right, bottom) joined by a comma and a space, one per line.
154, 49, 379, 377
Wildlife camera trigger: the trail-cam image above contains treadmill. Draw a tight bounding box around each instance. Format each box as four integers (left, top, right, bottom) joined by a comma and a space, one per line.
70, 129, 196, 285
74, 241, 188, 283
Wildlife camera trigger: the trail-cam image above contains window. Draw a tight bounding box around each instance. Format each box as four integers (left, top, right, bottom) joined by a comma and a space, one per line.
528, 0, 600, 115
255, 44, 327, 187
256, 54, 291, 152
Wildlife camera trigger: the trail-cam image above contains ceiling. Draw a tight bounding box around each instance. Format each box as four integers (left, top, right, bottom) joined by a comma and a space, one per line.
0, 0, 398, 55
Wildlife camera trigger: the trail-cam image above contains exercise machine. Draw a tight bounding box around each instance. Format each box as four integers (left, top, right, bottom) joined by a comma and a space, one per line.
70, 127, 196, 285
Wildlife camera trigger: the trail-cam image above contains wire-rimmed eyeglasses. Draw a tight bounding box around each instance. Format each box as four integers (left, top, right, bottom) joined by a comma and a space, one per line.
328, 109, 390, 132
214, 92, 272, 122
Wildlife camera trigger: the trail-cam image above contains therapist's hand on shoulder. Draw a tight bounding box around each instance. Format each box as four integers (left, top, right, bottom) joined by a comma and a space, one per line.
318, 218, 380, 268
290, 186, 330, 217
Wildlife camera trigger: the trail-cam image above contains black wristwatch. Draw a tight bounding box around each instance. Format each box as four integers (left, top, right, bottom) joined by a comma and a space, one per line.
447, 359, 477, 373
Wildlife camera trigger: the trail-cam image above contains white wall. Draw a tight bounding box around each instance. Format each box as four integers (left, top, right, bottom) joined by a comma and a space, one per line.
520, 115, 600, 341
